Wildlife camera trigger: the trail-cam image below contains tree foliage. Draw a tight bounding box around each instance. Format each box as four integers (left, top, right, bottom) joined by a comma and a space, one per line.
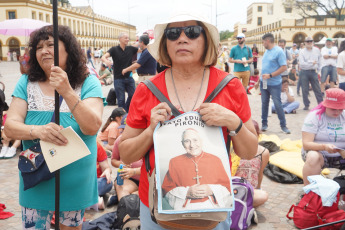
220, 30, 234, 41
285, 0, 345, 20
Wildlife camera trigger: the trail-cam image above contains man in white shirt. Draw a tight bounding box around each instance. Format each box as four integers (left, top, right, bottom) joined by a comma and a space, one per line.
337, 40, 345, 91
320, 38, 338, 93
272, 79, 300, 114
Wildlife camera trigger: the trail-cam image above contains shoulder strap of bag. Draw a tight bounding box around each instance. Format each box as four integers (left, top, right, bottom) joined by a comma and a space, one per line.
142, 80, 181, 117
143, 74, 238, 172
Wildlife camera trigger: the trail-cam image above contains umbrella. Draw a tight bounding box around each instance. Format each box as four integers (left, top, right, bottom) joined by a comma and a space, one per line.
0, 18, 50, 36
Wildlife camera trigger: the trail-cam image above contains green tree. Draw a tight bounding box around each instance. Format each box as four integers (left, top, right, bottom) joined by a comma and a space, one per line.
219, 30, 234, 41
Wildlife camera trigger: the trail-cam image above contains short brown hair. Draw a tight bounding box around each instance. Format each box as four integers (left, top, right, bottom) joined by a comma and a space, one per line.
158, 21, 217, 67
254, 69, 259, 75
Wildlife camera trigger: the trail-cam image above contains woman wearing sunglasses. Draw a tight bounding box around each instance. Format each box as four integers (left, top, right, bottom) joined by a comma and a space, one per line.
118, 10, 258, 229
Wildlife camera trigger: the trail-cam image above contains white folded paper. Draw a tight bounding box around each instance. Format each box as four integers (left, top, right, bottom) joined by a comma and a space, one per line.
249, 87, 260, 95
40, 126, 91, 172
242, 57, 248, 67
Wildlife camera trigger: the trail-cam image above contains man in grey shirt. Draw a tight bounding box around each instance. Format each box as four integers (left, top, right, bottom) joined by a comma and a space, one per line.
298, 37, 323, 110
278, 39, 292, 79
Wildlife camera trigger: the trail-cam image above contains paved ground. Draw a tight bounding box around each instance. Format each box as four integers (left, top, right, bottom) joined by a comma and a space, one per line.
0, 61, 339, 229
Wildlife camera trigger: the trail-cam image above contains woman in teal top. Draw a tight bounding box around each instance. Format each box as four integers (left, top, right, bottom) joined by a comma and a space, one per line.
5, 25, 104, 229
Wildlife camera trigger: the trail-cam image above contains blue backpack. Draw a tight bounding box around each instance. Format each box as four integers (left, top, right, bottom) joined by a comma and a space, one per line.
230, 177, 255, 230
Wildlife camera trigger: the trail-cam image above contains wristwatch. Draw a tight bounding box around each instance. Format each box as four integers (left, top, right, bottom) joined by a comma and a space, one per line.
269, 74, 273, 78
229, 120, 243, 137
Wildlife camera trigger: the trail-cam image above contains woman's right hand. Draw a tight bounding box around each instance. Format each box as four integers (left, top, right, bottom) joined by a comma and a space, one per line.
149, 103, 172, 132
324, 144, 338, 153
35, 122, 68, 146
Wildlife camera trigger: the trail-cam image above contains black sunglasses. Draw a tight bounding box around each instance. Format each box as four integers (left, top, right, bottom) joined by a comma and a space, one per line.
164, 25, 204, 41
306, 40, 313, 43
237, 37, 243, 40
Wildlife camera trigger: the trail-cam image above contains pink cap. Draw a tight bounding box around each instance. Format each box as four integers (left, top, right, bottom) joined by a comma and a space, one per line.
322, 88, 345, 109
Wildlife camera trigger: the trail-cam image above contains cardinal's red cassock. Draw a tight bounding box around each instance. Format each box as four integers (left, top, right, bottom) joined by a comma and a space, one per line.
162, 152, 232, 210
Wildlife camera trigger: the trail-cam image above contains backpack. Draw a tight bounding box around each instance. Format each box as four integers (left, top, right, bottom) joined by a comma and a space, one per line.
287, 191, 345, 229
143, 74, 237, 230
106, 88, 117, 105
113, 194, 140, 230
230, 177, 255, 230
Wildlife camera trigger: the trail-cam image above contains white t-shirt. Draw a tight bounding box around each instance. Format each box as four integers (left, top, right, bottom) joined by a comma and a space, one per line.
281, 87, 294, 104
337, 51, 345, 83
302, 110, 345, 149
94, 50, 100, 58
321, 46, 338, 67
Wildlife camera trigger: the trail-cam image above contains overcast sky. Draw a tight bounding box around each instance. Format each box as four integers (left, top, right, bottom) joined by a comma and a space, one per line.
68, 0, 271, 34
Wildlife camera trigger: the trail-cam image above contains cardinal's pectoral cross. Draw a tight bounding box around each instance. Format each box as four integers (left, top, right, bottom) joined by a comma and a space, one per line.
193, 166, 202, 184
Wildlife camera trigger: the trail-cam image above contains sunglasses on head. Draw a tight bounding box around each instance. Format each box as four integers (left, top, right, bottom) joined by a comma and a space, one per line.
164, 25, 204, 41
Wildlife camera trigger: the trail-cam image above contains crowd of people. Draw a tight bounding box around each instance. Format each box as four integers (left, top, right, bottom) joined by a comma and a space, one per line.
1, 8, 345, 230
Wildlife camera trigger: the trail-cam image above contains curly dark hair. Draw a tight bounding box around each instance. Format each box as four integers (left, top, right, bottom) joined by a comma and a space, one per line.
27, 25, 88, 89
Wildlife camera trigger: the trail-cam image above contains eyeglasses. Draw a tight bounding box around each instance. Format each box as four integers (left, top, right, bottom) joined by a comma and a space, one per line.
164, 25, 204, 41
306, 40, 313, 43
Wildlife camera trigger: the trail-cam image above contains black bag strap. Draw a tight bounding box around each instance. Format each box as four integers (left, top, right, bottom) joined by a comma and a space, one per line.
143, 74, 238, 172
142, 80, 181, 117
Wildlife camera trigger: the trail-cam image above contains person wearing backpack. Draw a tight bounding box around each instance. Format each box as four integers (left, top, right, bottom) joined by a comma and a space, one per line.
118, 9, 258, 230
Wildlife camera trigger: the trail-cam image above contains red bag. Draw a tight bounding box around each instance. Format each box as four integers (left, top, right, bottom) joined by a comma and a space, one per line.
287, 191, 340, 229
318, 210, 345, 230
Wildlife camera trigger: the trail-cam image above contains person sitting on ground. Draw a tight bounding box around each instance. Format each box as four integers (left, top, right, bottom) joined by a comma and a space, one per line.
288, 67, 298, 86
272, 79, 300, 114
248, 69, 260, 94
96, 142, 113, 209
110, 114, 143, 203
234, 120, 269, 208
302, 88, 345, 185
98, 63, 113, 86
97, 107, 126, 151
0, 111, 21, 159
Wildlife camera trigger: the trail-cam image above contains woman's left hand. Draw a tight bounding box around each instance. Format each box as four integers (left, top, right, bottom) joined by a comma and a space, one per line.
120, 168, 135, 179
49, 64, 72, 96
198, 103, 240, 130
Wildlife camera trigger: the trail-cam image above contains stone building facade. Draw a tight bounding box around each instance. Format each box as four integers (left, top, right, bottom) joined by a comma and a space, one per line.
0, 0, 136, 60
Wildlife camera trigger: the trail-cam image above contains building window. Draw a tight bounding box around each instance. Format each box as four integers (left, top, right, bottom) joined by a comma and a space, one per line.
258, 6, 262, 12
46, 14, 50, 23
285, 7, 292, 13
39, 13, 43, 21
7, 11, 16, 19
32, 11, 36, 20
257, 17, 262, 26
307, 5, 312, 11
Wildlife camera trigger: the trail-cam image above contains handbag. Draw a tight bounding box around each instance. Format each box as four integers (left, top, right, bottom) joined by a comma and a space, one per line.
18, 96, 63, 191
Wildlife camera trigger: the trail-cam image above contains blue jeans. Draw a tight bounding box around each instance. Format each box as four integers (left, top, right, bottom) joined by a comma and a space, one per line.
339, 82, 345, 91
297, 76, 301, 95
272, 101, 300, 114
300, 70, 323, 108
260, 82, 287, 127
114, 77, 136, 112
321, 65, 337, 83
87, 57, 95, 69
139, 201, 231, 230
98, 177, 113, 196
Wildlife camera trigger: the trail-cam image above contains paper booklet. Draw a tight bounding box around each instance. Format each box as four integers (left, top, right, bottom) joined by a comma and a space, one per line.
40, 126, 91, 172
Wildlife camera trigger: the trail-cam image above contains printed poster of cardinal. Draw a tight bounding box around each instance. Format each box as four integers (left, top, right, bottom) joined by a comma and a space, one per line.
153, 112, 234, 214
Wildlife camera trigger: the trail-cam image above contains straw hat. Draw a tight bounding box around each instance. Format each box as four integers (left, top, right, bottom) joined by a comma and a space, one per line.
147, 10, 219, 62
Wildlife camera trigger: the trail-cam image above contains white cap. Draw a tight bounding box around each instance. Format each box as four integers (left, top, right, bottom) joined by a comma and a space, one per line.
237, 33, 245, 38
